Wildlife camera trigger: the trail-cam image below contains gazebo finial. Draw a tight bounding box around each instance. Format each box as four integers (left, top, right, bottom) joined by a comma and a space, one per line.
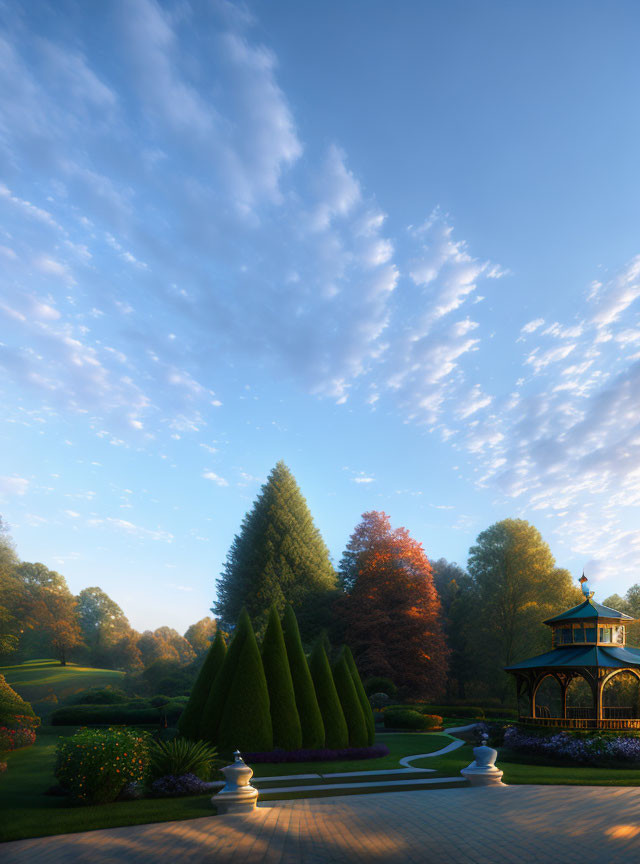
579, 572, 593, 599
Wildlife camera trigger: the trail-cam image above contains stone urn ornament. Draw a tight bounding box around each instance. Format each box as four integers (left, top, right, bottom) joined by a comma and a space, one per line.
213, 750, 259, 814
460, 733, 505, 787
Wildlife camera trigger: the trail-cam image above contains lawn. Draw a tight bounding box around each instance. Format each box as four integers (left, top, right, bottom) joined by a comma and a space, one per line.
2, 659, 125, 714
0, 731, 214, 844
0, 731, 454, 842
251, 732, 451, 777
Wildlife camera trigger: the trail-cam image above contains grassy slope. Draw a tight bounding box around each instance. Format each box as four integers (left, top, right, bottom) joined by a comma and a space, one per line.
1, 659, 125, 706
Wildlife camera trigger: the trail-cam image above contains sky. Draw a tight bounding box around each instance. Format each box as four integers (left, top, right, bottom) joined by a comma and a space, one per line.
1, 0, 640, 634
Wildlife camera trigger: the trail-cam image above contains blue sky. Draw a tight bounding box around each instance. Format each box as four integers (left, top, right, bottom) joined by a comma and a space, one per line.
2, 0, 640, 633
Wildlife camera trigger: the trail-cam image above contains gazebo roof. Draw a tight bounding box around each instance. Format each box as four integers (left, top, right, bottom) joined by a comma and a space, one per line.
505, 643, 640, 672
543, 597, 634, 625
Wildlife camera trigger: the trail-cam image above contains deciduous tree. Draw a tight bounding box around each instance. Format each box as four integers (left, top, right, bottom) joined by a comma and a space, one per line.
338, 511, 448, 699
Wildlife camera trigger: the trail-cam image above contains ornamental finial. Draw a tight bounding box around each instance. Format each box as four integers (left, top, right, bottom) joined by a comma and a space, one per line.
579, 572, 594, 599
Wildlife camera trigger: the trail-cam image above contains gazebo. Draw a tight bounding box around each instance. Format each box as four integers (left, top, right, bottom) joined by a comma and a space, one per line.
505, 575, 640, 730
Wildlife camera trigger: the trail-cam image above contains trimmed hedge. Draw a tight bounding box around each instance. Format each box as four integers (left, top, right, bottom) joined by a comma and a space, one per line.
261, 606, 302, 750
422, 705, 485, 719
343, 646, 375, 746
200, 608, 251, 743
50, 698, 187, 726
384, 709, 442, 730
282, 604, 325, 749
218, 614, 272, 753
364, 676, 397, 698
309, 640, 348, 749
0, 674, 38, 728
333, 650, 368, 748
73, 687, 128, 705
178, 629, 226, 741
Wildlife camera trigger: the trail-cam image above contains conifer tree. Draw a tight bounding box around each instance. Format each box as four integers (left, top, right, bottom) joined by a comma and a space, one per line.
309, 640, 348, 749
178, 629, 226, 741
218, 615, 272, 753
333, 649, 368, 747
214, 461, 337, 635
282, 604, 325, 749
343, 645, 375, 745
261, 606, 302, 750
199, 609, 250, 743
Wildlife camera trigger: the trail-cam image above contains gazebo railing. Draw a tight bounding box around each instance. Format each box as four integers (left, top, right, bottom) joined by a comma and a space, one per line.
521, 715, 640, 730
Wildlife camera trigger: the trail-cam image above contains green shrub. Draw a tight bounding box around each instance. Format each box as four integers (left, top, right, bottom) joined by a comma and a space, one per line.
364, 676, 397, 698
343, 647, 375, 746
178, 630, 226, 741
309, 641, 348, 749
200, 609, 251, 743
149, 737, 219, 782
282, 604, 324, 749
261, 606, 302, 750
0, 674, 39, 729
50, 698, 186, 726
484, 708, 518, 720
422, 705, 485, 719
384, 709, 442, 730
55, 727, 150, 804
74, 687, 128, 705
333, 650, 368, 747
218, 614, 272, 753
150, 695, 171, 707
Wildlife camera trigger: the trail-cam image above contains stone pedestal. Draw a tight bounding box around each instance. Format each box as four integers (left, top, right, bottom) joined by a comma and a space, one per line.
213, 751, 259, 814
460, 734, 505, 786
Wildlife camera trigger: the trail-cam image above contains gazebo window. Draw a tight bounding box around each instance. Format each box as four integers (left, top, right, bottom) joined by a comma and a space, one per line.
600, 627, 612, 643
585, 626, 596, 642
574, 626, 585, 642
560, 627, 572, 644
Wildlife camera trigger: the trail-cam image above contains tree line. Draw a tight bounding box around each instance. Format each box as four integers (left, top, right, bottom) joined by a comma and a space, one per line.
2, 460, 613, 704
0, 517, 215, 672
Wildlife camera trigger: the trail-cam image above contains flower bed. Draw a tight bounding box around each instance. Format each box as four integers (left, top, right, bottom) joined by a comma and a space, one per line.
0, 725, 37, 752
150, 773, 210, 797
243, 744, 390, 763
504, 725, 640, 766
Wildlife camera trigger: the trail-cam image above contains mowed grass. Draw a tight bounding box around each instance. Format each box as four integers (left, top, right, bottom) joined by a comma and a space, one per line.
251, 732, 452, 777
0, 732, 454, 842
0, 732, 215, 844
1, 659, 125, 706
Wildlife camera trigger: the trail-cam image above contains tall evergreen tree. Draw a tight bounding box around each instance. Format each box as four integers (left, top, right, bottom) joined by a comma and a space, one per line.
282, 604, 325, 748
261, 606, 302, 750
343, 645, 375, 745
214, 461, 336, 635
218, 615, 272, 753
333, 649, 368, 747
199, 609, 251, 743
178, 629, 226, 741
309, 640, 348, 749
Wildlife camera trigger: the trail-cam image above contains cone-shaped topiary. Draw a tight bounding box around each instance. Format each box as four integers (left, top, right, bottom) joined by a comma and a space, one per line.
199, 609, 251, 743
309, 640, 348, 749
333, 648, 368, 747
178, 630, 226, 741
282, 604, 325, 749
218, 615, 272, 753
343, 645, 375, 745
261, 605, 302, 750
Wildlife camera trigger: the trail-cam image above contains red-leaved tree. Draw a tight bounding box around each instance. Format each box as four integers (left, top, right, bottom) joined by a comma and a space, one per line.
338, 511, 448, 699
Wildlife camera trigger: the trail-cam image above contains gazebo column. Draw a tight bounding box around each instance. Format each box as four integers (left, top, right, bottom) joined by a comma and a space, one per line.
596, 672, 605, 725
560, 676, 569, 720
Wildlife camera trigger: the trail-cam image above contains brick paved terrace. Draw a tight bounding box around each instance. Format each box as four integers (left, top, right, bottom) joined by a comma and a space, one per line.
4, 785, 640, 863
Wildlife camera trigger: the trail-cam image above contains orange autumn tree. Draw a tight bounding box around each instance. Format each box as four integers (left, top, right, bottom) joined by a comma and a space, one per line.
337, 511, 448, 699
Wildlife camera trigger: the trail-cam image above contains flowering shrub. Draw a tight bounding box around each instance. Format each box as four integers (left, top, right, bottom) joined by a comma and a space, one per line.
55, 727, 151, 804
0, 726, 37, 752
243, 744, 389, 763
503, 725, 640, 766
150, 773, 210, 797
